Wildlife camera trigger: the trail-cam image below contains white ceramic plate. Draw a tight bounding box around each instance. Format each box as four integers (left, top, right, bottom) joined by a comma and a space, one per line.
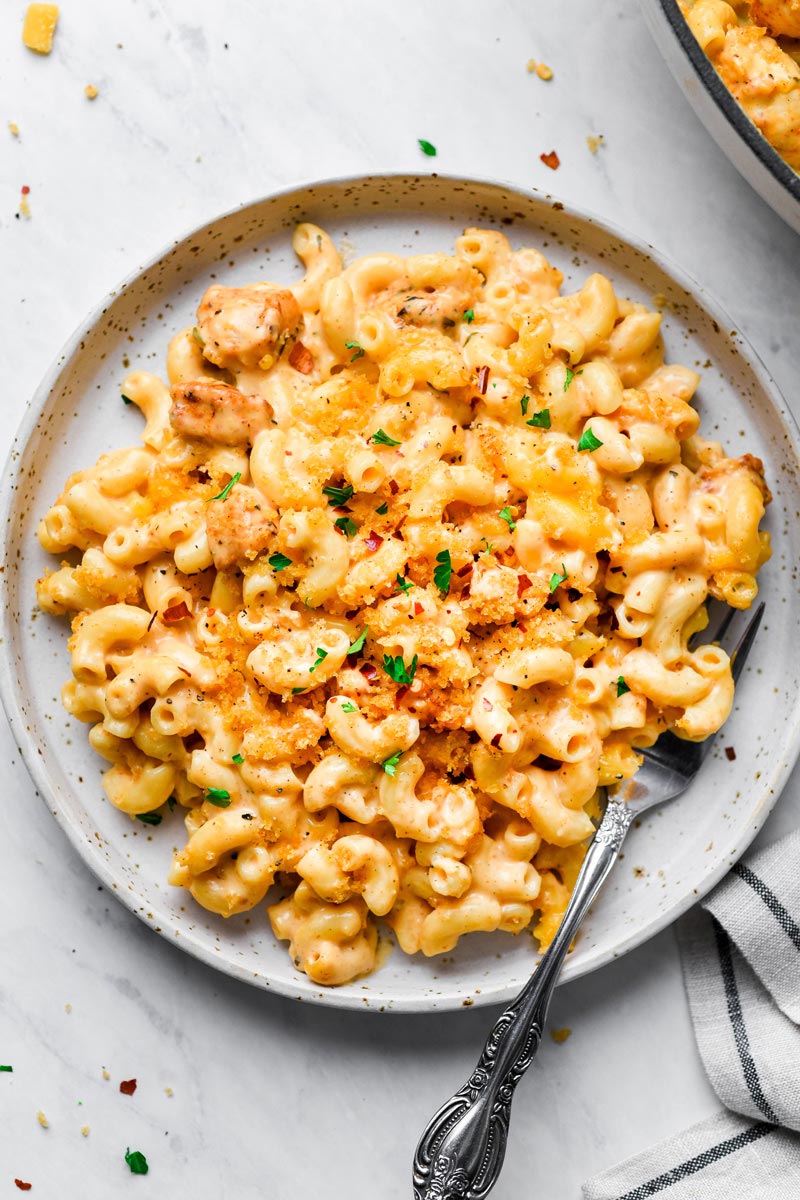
639, 0, 800, 235
3, 174, 800, 1012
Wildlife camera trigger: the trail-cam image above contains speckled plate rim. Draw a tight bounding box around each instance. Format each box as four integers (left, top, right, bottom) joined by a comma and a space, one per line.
2, 172, 800, 1013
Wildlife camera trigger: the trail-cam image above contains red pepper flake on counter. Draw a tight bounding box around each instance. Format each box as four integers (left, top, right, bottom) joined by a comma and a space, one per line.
540, 150, 560, 171
119, 1078, 137, 1096
14, 1181, 32, 1192
725, 746, 737, 761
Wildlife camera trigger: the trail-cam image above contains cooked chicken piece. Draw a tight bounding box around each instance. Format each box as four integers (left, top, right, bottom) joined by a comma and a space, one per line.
169, 380, 271, 445
750, 0, 800, 39
196, 284, 302, 369
205, 484, 278, 570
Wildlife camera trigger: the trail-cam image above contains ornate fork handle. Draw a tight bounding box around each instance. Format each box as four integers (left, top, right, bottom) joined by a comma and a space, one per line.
413, 797, 633, 1200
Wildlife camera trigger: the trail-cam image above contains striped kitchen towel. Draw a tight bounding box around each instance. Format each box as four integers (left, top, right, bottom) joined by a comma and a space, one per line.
583, 830, 800, 1199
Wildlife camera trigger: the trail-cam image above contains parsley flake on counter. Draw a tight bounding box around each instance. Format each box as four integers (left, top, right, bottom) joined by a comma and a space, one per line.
527, 408, 551, 429
499, 507, 516, 532
345, 339, 365, 362
309, 647, 328, 673
125, 1148, 149, 1176
210, 471, 241, 502
616, 677, 631, 697
232, 753, 244, 764
418, 139, 437, 157
382, 751, 403, 776
382, 653, 418, 686
135, 811, 162, 827
0, 1065, 12, 1072
323, 483, 354, 506
347, 628, 368, 655
564, 367, 575, 391
268, 552, 292, 571
340, 700, 358, 714
549, 564, 568, 592
433, 549, 452, 595
520, 394, 530, 416
396, 573, 413, 594
205, 788, 231, 807
375, 502, 388, 515
577, 427, 603, 452
335, 515, 358, 537
121, 394, 134, 406
371, 428, 401, 447
463, 308, 475, 323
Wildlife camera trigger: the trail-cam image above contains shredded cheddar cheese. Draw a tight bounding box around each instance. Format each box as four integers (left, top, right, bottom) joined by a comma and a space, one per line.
22, 4, 60, 55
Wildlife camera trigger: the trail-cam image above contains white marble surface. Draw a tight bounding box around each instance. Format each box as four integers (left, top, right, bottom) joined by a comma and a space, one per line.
1, 1, 799, 1196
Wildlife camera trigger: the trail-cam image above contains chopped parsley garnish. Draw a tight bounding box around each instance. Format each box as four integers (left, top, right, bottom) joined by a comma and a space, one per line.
499, 507, 516, 532
564, 367, 575, 391
418, 139, 437, 157
335, 515, 358, 537
167, 796, 176, 813
382, 653, 418, 686
210, 471, 241, 502
121, 394, 134, 406
205, 787, 231, 807
323, 483, 354, 506
345, 340, 364, 362
125, 1149, 149, 1176
309, 647, 328, 673
481, 538, 494, 555
616, 677, 631, 697
433, 549, 452, 595
527, 408, 551, 429
396, 573, 413, 594
520, 394, 530, 416
577, 427, 603, 452
291, 687, 306, 694
382, 751, 403, 776
375, 502, 388, 515
549, 564, 568, 592
232, 753, 244, 764
463, 308, 475, 323
268, 552, 292, 571
371, 428, 401, 447
340, 700, 358, 714
135, 812, 162, 827
0, 1065, 13, 1072
347, 628, 368, 655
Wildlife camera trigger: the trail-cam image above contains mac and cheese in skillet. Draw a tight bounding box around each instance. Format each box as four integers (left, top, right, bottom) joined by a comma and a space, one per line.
37, 225, 770, 985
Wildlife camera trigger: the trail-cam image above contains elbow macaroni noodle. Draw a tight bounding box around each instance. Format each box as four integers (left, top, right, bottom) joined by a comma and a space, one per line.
37, 225, 771, 986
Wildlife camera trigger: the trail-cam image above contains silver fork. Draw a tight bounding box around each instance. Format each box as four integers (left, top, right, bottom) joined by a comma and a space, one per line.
412, 602, 764, 1200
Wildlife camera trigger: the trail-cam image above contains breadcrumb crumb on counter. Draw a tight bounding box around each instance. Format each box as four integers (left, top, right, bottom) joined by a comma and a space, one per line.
526, 58, 554, 80
36, 1109, 49, 1128
551, 1027, 572, 1044
84, 84, 99, 100
587, 134, 605, 154
9, 121, 20, 137
101, 1068, 110, 1080
81, 1125, 90, 1137
22, 3, 59, 55
19, 186, 31, 219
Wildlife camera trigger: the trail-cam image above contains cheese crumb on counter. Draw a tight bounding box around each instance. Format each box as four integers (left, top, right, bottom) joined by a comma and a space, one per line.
81, 1125, 90, 1137
36, 1109, 49, 1128
551, 1027, 572, 1044
9, 122, 20, 137
84, 84, 98, 100
526, 58, 553, 80
587, 134, 606, 154
22, 4, 60, 55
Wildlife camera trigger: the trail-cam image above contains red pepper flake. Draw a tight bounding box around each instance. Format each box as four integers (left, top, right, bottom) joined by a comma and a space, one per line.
360, 663, 378, 682
14, 1182, 31, 1192
162, 601, 190, 624
119, 1078, 137, 1096
177, 665, 191, 677
413, 601, 424, 616
21, 186, 30, 196
288, 341, 314, 374
389, 479, 399, 495
517, 573, 533, 596
490, 733, 503, 748
540, 150, 560, 170
482, 698, 494, 711
395, 685, 409, 707
477, 365, 490, 394
517, 619, 528, 633
725, 746, 737, 761
456, 563, 473, 578
364, 531, 384, 553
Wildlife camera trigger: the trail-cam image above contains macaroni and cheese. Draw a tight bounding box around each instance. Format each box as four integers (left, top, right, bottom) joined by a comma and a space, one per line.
682, 0, 800, 171
37, 225, 770, 985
